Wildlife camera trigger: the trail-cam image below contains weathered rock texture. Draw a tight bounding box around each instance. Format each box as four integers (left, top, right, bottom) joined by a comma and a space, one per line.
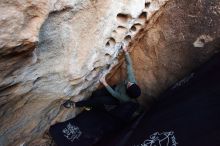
110, 0, 220, 107
0, 0, 168, 145
0, 0, 220, 145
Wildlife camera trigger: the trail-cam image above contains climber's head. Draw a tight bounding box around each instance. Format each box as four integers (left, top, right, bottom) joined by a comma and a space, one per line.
126, 82, 141, 98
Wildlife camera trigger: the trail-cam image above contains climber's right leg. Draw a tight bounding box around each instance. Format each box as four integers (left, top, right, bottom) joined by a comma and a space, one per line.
63, 95, 119, 111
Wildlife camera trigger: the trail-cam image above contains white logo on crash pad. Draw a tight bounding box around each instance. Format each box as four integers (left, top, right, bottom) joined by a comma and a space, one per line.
62, 123, 82, 142
134, 131, 178, 146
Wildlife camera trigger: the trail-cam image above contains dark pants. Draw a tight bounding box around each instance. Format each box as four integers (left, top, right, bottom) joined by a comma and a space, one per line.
75, 87, 139, 122
75, 86, 120, 111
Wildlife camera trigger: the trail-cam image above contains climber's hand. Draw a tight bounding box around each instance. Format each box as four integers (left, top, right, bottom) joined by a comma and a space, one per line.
123, 46, 128, 52
100, 76, 105, 83
100, 76, 107, 86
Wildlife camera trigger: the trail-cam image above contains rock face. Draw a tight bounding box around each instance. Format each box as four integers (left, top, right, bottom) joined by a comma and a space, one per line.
0, 0, 169, 145
110, 0, 220, 107
0, 0, 220, 145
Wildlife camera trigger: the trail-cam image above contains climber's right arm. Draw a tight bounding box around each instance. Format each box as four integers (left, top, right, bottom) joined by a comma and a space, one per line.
99, 76, 124, 101
105, 86, 123, 100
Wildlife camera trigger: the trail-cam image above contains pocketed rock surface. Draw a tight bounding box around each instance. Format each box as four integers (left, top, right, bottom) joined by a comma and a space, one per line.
0, 0, 220, 145
110, 0, 220, 107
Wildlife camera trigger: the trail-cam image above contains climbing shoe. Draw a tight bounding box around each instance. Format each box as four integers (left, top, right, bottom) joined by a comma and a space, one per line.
63, 100, 75, 108
84, 107, 92, 111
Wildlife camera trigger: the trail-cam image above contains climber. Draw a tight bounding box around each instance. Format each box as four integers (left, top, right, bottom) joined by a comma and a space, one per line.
63, 46, 141, 118
51, 46, 142, 146
99, 46, 141, 102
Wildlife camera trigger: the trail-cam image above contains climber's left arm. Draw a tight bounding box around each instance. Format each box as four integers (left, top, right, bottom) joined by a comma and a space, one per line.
123, 47, 136, 83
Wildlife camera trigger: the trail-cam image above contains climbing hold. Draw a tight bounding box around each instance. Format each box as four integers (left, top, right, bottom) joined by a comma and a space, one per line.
145, 2, 151, 8
130, 23, 142, 32
116, 13, 132, 24
131, 25, 137, 32
116, 26, 127, 34
138, 12, 147, 20
124, 35, 132, 42
105, 37, 116, 47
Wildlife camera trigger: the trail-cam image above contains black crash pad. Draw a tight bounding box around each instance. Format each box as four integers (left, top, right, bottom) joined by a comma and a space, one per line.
49, 109, 121, 146
49, 99, 139, 146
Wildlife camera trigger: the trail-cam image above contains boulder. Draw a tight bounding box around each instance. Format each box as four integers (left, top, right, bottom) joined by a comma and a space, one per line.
110, 0, 220, 108
1, 0, 220, 145
0, 0, 168, 145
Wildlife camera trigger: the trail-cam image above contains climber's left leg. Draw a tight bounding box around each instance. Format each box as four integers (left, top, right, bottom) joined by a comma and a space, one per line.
63, 95, 119, 110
